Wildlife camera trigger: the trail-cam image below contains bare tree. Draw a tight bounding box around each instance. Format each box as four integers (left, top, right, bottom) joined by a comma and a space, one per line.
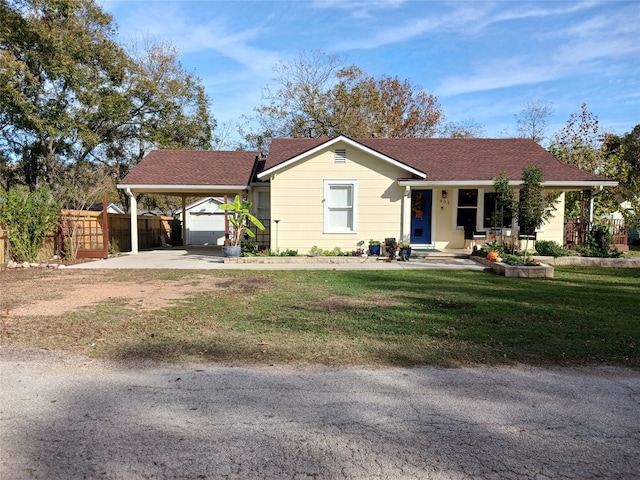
439, 119, 485, 138
515, 100, 554, 144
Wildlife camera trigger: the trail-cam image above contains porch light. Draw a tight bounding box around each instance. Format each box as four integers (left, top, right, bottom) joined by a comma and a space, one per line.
274, 219, 280, 253
441, 190, 448, 199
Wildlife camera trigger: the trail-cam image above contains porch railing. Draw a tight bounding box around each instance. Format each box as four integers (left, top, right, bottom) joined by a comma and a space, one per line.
564, 219, 629, 249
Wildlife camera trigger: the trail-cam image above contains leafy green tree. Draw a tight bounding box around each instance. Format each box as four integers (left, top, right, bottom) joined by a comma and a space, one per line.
0, 0, 129, 191
518, 166, 546, 236
492, 172, 516, 238
98, 40, 215, 209
516, 166, 559, 260
600, 124, 640, 228
0, 185, 59, 262
1, 1, 215, 210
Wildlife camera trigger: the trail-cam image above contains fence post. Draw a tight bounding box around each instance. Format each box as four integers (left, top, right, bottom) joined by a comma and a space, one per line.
101, 198, 109, 258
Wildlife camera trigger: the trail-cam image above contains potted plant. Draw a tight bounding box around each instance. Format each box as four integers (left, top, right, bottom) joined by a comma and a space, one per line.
398, 242, 412, 261
219, 195, 265, 258
384, 238, 397, 260
368, 239, 381, 256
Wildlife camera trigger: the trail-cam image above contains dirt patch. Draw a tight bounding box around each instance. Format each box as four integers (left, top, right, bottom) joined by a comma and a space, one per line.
293, 295, 403, 313
1, 270, 232, 318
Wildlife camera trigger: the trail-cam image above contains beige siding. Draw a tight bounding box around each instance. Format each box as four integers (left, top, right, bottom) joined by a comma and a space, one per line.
432, 188, 566, 250
266, 145, 570, 254
268, 141, 406, 254
536, 192, 565, 245
433, 188, 457, 250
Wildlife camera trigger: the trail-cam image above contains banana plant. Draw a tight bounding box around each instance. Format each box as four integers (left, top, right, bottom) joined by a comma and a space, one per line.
219, 195, 265, 246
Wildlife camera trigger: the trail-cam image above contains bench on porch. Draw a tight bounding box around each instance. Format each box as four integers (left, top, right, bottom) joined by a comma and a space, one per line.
464, 226, 486, 249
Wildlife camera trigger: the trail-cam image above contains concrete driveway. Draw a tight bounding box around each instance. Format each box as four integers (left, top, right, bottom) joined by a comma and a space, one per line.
1, 349, 638, 479
68, 247, 487, 270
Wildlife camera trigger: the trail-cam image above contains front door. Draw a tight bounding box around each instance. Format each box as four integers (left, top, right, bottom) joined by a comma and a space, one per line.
410, 190, 432, 244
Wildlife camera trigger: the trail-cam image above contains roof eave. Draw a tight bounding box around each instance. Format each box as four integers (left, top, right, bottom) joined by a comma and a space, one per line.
117, 184, 250, 194
397, 179, 619, 188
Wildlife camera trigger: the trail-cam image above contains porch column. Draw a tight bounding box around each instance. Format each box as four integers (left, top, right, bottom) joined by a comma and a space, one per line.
126, 188, 138, 254
181, 194, 187, 246
401, 186, 411, 242
224, 194, 230, 246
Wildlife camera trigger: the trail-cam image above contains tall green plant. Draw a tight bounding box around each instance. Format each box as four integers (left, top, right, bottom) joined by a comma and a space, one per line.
0, 186, 59, 262
517, 166, 559, 261
492, 172, 516, 245
219, 195, 265, 246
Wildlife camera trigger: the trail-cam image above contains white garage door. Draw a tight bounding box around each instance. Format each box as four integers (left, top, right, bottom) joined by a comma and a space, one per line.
188, 212, 226, 245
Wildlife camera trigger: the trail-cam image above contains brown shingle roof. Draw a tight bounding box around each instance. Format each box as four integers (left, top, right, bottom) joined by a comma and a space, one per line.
266, 137, 610, 183
120, 150, 260, 186
122, 138, 612, 189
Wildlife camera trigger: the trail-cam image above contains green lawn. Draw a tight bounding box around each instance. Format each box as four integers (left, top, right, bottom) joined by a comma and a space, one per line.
626, 244, 640, 257
3, 267, 639, 368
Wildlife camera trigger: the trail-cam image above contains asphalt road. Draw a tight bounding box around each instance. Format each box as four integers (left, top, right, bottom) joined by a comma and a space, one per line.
1, 349, 639, 479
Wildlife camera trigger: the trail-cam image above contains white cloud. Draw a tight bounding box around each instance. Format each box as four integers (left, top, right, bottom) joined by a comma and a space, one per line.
312, 0, 407, 19
435, 1, 640, 97
108, 3, 281, 78
331, 5, 484, 51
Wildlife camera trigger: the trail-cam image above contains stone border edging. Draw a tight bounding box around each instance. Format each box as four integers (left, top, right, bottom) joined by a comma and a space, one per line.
471, 256, 554, 278
224, 255, 388, 264
534, 256, 640, 268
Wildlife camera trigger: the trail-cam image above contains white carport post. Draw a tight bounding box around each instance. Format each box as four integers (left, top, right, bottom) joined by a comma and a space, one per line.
181, 194, 187, 246
126, 188, 139, 254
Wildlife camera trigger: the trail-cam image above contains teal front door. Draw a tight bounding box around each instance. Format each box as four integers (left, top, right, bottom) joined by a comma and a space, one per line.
410, 190, 432, 244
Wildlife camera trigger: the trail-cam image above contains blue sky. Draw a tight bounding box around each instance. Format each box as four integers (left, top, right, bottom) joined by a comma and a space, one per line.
102, 0, 640, 145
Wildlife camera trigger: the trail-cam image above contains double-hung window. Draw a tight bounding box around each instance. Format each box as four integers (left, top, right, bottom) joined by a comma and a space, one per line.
456, 189, 478, 229
324, 180, 357, 233
483, 192, 512, 229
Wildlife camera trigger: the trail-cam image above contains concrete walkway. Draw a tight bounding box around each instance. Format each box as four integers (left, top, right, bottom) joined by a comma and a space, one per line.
68, 246, 487, 271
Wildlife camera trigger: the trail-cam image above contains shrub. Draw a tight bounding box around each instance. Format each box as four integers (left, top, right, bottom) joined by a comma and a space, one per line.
535, 240, 571, 257
577, 224, 624, 258
309, 245, 343, 256
240, 238, 259, 256
0, 186, 59, 262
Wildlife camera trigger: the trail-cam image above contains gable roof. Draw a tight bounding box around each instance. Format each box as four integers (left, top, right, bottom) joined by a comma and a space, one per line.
262, 136, 614, 186
118, 150, 260, 193
259, 136, 426, 179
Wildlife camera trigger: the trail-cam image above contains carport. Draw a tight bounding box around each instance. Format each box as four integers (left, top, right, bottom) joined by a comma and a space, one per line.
117, 150, 262, 254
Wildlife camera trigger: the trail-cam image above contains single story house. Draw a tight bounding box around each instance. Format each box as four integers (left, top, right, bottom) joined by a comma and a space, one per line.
118, 135, 616, 254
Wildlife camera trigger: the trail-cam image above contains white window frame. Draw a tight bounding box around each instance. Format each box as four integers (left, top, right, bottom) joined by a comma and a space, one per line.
455, 188, 480, 230
255, 190, 270, 220
324, 180, 358, 234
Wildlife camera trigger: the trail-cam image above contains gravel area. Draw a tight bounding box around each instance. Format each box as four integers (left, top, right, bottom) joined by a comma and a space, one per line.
1, 348, 639, 479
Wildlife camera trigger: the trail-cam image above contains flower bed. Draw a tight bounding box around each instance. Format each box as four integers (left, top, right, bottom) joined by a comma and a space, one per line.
471, 256, 554, 278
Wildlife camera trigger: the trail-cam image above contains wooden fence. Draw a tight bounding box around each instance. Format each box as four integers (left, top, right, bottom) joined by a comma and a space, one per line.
0, 229, 7, 266
1, 212, 173, 265
60, 210, 173, 255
